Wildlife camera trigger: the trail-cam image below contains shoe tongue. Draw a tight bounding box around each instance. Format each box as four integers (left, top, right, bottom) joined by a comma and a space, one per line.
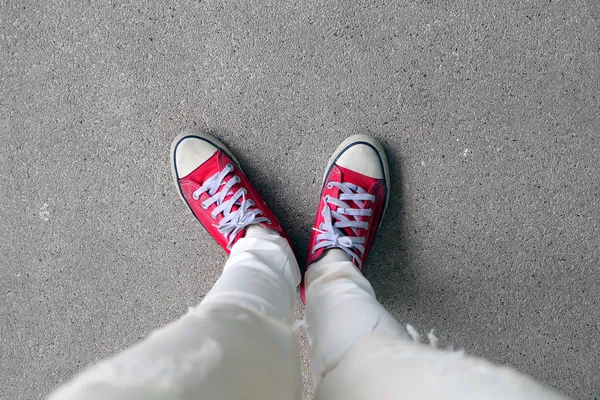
331, 165, 376, 237
336, 211, 362, 238
186, 153, 244, 218
214, 174, 243, 218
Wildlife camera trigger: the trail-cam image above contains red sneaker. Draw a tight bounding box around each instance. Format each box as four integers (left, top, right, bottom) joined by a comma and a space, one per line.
171, 131, 289, 252
301, 135, 390, 301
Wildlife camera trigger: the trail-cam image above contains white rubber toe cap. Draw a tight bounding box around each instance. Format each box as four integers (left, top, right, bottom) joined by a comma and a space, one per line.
335, 143, 385, 179
174, 136, 218, 178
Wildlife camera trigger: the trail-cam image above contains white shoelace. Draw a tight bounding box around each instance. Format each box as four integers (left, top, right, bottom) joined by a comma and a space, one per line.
192, 163, 270, 248
312, 181, 376, 267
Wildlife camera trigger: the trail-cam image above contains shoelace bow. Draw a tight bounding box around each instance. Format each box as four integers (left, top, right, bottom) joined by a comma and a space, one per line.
192, 163, 270, 248
312, 181, 376, 267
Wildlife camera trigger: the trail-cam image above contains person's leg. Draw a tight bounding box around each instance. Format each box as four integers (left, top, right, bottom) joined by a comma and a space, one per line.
49, 132, 302, 400
315, 331, 569, 400
303, 135, 569, 400
203, 225, 300, 324
304, 250, 407, 381
306, 254, 568, 400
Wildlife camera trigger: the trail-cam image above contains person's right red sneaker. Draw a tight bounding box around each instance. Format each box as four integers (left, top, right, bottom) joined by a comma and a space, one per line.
170, 131, 290, 253
301, 135, 391, 302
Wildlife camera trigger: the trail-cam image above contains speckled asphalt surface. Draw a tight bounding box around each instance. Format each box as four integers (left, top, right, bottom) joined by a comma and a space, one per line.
1, 1, 599, 399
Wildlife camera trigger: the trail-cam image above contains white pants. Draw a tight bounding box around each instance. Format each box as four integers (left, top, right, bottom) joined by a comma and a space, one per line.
49, 228, 568, 400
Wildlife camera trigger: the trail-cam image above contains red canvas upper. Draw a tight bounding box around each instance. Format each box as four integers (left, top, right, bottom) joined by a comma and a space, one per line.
301, 164, 386, 301
177, 150, 288, 253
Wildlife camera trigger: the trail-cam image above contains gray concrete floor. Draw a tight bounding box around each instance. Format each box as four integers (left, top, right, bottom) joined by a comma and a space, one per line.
1, 1, 599, 399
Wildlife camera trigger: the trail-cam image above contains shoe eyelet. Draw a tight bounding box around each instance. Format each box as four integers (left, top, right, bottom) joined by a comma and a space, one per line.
201, 202, 208, 209
265, 220, 272, 225
248, 200, 254, 206
193, 193, 200, 200
211, 213, 217, 219
226, 163, 233, 170
327, 182, 333, 189
241, 188, 247, 195
324, 195, 330, 202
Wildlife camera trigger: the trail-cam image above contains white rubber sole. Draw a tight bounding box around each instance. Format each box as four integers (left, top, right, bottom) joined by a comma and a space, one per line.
323, 134, 391, 218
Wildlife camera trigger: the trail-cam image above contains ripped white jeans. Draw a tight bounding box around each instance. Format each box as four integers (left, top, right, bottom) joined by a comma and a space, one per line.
49, 227, 568, 400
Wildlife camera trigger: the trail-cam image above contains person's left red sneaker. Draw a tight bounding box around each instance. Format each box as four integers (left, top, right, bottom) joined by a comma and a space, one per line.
170, 131, 289, 252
